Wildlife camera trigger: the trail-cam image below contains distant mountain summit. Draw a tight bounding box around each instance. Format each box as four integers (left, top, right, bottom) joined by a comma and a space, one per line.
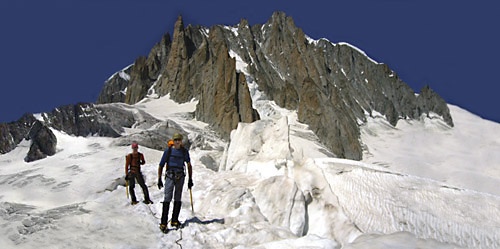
97, 11, 453, 160
0, 12, 452, 161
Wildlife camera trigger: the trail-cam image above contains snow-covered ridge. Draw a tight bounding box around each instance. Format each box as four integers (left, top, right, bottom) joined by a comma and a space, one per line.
105, 63, 133, 82
118, 71, 130, 81
336, 42, 379, 64
305, 35, 379, 65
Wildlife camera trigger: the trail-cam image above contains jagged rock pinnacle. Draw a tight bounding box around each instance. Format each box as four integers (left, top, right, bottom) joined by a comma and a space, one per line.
5, 11, 453, 161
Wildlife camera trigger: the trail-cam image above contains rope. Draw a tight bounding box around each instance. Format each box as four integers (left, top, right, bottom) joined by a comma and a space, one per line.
146, 204, 161, 219
175, 228, 183, 249
146, 204, 183, 249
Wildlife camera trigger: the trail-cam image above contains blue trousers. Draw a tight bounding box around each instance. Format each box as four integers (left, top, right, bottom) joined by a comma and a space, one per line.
164, 170, 185, 203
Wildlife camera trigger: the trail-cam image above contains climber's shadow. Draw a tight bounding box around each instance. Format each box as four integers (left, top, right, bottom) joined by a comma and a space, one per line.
183, 216, 225, 227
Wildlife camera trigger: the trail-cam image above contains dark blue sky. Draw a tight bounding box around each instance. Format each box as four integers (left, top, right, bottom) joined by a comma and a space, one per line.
1, 0, 499, 123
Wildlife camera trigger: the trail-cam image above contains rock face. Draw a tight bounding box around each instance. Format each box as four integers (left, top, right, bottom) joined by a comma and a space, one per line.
234, 12, 454, 159
97, 34, 172, 105
3, 12, 453, 162
154, 17, 260, 138
24, 120, 57, 162
111, 119, 191, 151
0, 114, 56, 162
417, 85, 454, 125
42, 103, 121, 137
96, 12, 453, 160
39, 103, 159, 138
97, 16, 260, 139
97, 65, 132, 104
0, 102, 160, 161
126, 34, 172, 104
0, 114, 37, 154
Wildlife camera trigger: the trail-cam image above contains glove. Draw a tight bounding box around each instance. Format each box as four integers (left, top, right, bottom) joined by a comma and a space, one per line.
188, 178, 194, 189
125, 174, 130, 181
158, 178, 163, 189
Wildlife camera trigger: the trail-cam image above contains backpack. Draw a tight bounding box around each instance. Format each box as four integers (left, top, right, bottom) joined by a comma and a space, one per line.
165, 139, 187, 166
127, 152, 143, 173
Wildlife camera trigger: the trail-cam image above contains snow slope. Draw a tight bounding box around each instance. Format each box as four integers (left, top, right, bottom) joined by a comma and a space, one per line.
221, 91, 500, 248
361, 105, 500, 196
1, 92, 499, 248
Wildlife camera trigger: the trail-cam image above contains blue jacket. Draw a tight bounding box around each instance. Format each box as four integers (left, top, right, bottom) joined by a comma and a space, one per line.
159, 147, 190, 170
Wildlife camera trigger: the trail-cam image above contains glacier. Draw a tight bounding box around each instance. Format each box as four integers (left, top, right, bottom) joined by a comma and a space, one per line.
1, 53, 500, 248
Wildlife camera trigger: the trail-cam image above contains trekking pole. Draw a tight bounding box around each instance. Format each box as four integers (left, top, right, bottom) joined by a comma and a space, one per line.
189, 188, 194, 213
126, 180, 129, 199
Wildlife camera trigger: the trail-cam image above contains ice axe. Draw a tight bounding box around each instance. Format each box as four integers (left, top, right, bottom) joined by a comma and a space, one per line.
125, 180, 129, 199
189, 188, 194, 214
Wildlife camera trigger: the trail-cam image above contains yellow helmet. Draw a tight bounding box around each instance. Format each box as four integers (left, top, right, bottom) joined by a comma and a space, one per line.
172, 133, 183, 140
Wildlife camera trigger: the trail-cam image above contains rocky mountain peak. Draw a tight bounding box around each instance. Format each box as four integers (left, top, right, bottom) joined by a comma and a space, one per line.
0, 114, 37, 154
95, 11, 454, 160
24, 120, 57, 162
1, 12, 454, 162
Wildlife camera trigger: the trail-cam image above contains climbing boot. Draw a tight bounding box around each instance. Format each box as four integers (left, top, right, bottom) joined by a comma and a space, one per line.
160, 202, 170, 228
171, 201, 182, 228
